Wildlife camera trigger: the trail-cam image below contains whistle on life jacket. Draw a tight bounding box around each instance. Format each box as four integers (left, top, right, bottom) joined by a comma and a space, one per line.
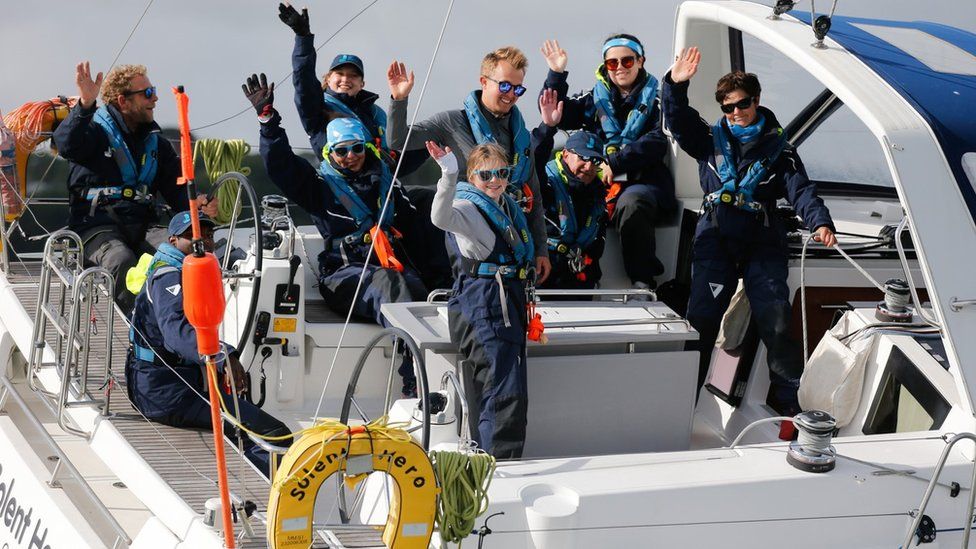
526, 301, 547, 344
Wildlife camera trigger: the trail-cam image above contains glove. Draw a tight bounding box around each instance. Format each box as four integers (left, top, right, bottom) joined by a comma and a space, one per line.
433, 150, 458, 175
278, 3, 310, 36
242, 73, 275, 117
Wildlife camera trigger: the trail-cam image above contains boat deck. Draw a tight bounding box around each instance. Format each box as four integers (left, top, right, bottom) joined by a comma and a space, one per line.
8, 263, 383, 548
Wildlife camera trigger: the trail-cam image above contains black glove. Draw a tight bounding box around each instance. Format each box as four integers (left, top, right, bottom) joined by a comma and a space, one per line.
278, 3, 310, 36
242, 73, 275, 117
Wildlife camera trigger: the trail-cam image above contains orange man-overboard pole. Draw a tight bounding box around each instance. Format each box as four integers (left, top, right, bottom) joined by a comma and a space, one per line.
173, 86, 236, 548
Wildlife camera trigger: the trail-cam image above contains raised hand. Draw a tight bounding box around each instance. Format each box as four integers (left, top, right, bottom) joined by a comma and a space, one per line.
76, 61, 103, 109
242, 73, 275, 116
539, 89, 564, 127
278, 2, 310, 36
425, 141, 457, 174
387, 61, 415, 100
540, 39, 568, 73
671, 47, 701, 83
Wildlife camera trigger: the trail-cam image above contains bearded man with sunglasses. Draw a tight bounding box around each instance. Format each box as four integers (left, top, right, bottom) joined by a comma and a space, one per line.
53, 61, 215, 313
663, 47, 837, 415
385, 47, 551, 284
540, 34, 676, 293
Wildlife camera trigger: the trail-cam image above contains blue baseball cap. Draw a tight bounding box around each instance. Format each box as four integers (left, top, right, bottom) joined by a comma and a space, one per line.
564, 131, 608, 162
326, 117, 368, 148
329, 54, 364, 76
168, 210, 216, 237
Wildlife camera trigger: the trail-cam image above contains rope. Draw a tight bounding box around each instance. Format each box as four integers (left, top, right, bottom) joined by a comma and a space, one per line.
800, 235, 886, 364
430, 450, 496, 545
269, 416, 411, 494
192, 139, 250, 224
314, 0, 458, 420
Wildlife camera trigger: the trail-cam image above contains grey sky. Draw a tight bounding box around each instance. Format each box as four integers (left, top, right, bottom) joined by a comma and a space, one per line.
3, 0, 975, 147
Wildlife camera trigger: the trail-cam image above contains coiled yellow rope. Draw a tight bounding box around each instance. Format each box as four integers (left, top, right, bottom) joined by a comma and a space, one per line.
430, 449, 496, 545
193, 138, 250, 223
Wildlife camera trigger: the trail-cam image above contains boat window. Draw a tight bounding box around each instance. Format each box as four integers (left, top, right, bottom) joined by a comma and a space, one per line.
741, 33, 895, 190
862, 346, 951, 435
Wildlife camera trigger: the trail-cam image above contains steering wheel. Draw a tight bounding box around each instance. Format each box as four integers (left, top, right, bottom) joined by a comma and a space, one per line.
209, 171, 263, 351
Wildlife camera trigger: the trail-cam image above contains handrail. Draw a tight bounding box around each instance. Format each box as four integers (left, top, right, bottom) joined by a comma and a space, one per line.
902, 432, 976, 548
27, 230, 84, 396
56, 267, 114, 438
0, 375, 131, 547
440, 371, 470, 443
426, 287, 657, 303
895, 212, 940, 329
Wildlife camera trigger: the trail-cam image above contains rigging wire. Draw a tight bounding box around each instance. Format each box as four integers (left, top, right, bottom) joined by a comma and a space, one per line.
107, 0, 156, 72
313, 0, 458, 420
190, 0, 382, 132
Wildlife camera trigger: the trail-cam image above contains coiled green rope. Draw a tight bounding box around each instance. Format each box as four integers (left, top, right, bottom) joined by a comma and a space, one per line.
193, 138, 251, 224
430, 450, 496, 545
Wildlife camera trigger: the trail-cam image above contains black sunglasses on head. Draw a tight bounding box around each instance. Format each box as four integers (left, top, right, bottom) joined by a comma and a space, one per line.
123, 86, 157, 99
720, 96, 755, 114
483, 75, 526, 97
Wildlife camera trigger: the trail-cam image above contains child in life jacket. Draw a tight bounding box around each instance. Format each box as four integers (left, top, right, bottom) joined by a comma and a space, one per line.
428, 141, 534, 459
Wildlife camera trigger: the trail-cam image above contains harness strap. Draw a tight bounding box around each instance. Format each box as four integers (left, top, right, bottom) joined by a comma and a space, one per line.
369, 225, 404, 272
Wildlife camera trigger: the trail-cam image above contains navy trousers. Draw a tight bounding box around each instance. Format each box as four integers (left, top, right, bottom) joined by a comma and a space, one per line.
128, 357, 293, 476
448, 276, 528, 459
686, 221, 803, 408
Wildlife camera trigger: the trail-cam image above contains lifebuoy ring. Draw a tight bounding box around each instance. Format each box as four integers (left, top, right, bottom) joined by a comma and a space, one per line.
267, 422, 438, 548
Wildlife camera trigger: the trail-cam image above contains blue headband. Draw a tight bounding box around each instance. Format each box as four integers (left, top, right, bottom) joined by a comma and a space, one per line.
602, 37, 644, 58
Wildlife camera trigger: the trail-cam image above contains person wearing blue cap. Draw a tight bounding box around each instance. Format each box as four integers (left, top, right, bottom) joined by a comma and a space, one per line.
532, 90, 610, 294
539, 35, 676, 293
278, 3, 387, 159
126, 210, 293, 477
244, 73, 427, 395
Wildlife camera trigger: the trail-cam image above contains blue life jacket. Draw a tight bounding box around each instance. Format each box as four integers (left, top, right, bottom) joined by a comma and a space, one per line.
91, 106, 157, 204
317, 144, 395, 248
454, 181, 533, 279
544, 152, 606, 254
129, 243, 185, 363
322, 92, 388, 150
588, 69, 658, 154
463, 91, 532, 190
707, 117, 787, 212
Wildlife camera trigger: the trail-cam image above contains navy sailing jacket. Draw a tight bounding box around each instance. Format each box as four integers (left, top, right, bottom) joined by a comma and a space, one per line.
52, 102, 187, 239
542, 69, 675, 209
661, 72, 834, 241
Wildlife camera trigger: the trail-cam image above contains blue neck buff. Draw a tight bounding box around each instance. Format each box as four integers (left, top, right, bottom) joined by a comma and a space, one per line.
727, 113, 765, 144
153, 242, 186, 268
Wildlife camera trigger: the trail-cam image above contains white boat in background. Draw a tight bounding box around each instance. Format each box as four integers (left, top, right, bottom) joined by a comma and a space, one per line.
1, 1, 975, 547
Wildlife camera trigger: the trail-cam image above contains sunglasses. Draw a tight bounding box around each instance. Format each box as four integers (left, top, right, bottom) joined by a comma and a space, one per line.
474, 166, 513, 182
123, 86, 157, 99
604, 56, 637, 71
568, 151, 604, 164
720, 96, 756, 114
332, 142, 366, 157
483, 75, 526, 97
